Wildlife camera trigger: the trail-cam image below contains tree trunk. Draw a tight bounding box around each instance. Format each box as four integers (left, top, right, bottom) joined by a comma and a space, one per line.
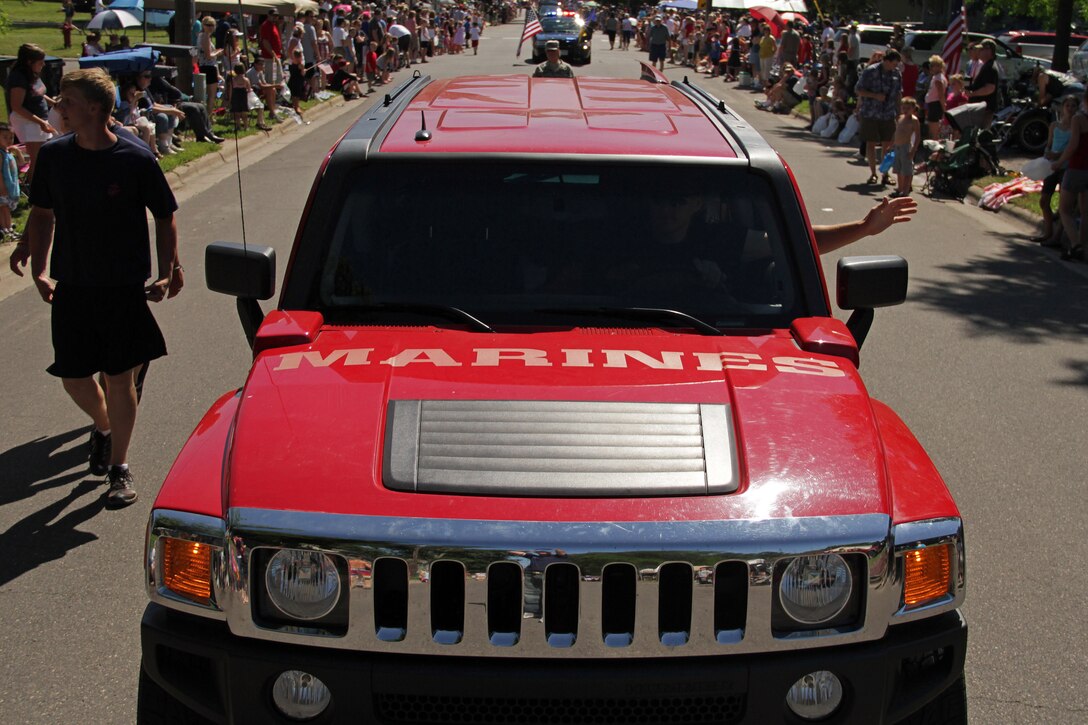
1053, 0, 1074, 72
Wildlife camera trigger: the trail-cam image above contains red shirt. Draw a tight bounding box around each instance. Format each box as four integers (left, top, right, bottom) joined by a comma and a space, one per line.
901, 62, 919, 97
365, 50, 378, 74
259, 18, 282, 59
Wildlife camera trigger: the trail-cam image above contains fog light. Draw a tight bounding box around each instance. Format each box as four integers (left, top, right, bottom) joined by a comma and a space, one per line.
785, 670, 843, 720
272, 670, 331, 720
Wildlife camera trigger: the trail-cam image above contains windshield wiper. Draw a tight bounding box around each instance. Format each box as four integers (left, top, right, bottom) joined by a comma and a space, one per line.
330, 303, 495, 333
536, 307, 724, 336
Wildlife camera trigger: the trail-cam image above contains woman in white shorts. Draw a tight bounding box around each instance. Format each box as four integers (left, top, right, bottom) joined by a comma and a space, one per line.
4, 44, 56, 184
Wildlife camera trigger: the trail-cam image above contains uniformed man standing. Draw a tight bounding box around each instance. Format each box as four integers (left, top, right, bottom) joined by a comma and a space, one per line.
534, 40, 574, 78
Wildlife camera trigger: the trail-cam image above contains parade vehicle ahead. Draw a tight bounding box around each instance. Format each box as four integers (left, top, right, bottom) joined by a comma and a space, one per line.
530, 11, 592, 64
139, 67, 967, 724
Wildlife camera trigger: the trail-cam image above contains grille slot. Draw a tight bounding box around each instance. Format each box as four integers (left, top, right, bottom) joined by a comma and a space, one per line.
601, 563, 637, 647
373, 692, 746, 725
374, 558, 408, 641
658, 563, 693, 646
544, 563, 579, 647
487, 562, 523, 646
384, 400, 739, 496
429, 560, 465, 645
714, 561, 749, 644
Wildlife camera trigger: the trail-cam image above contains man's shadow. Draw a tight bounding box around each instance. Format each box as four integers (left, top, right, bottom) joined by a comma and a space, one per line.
0, 428, 108, 586
0, 428, 89, 507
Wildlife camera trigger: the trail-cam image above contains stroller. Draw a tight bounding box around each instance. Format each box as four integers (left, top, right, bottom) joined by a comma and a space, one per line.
921, 103, 1004, 199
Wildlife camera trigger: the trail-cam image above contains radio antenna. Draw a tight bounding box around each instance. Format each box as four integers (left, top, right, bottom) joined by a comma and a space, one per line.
233, 0, 251, 254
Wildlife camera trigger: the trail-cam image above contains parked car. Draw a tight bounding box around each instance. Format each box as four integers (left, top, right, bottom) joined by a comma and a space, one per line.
905, 30, 1047, 80
1071, 37, 1088, 81
855, 24, 896, 60
997, 30, 1088, 66
138, 68, 967, 725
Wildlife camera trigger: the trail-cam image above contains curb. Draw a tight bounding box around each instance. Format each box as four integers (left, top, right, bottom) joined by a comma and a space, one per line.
163, 93, 349, 192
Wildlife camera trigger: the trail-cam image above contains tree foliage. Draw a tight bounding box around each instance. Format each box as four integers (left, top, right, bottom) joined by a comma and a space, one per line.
981, 0, 1088, 25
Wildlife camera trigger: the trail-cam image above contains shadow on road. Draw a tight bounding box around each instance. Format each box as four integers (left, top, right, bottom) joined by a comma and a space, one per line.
0, 428, 108, 586
0, 428, 90, 507
909, 231, 1088, 354
0, 478, 104, 586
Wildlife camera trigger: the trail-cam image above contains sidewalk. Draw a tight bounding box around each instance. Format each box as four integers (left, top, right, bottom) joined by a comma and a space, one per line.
0, 89, 358, 299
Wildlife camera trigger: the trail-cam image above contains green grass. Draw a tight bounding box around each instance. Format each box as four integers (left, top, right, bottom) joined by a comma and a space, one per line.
0, 1, 172, 57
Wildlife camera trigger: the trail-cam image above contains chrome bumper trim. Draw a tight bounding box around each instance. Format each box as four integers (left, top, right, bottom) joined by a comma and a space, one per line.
212, 509, 900, 658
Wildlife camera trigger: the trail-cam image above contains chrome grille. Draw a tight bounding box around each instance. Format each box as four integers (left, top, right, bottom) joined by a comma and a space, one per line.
215, 510, 901, 658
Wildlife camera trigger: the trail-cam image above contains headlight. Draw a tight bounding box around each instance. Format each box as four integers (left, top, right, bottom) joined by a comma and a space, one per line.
778, 554, 852, 625
266, 549, 342, 620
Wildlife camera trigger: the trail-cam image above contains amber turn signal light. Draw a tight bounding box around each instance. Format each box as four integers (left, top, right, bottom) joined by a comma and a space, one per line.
162, 538, 213, 604
903, 544, 952, 608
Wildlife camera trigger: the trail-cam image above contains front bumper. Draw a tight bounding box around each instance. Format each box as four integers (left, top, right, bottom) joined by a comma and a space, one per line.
141, 603, 966, 725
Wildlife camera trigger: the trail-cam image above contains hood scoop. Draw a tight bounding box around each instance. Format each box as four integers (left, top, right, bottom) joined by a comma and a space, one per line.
383, 400, 738, 497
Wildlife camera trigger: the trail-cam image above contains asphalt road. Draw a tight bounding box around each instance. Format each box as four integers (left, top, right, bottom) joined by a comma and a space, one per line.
0, 22, 1086, 724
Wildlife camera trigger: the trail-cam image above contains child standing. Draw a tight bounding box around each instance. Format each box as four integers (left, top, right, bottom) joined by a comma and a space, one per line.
0, 124, 20, 239
469, 22, 481, 56
227, 63, 251, 130
892, 98, 921, 197
365, 41, 379, 91
377, 47, 396, 85
287, 49, 306, 121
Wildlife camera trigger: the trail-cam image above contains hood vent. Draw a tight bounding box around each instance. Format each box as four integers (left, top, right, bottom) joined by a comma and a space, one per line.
383, 400, 738, 497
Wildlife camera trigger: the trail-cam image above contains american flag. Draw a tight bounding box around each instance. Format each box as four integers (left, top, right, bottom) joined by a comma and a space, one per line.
942, 5, 967, 77
517, 8, 543, 58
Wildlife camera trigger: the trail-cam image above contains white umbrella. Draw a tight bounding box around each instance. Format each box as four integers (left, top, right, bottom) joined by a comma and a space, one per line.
86, 9, 143, 30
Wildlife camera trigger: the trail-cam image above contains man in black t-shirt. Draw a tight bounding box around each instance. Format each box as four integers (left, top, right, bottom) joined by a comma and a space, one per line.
966, 39, 1000, 128
19, 68, 182, 508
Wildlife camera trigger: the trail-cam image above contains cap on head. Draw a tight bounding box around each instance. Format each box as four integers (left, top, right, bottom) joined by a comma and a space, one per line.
545, 39, 559, 50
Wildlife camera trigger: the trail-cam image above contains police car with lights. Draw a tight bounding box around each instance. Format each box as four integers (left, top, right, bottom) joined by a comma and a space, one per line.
137, 66, 967, 724
531, 11, 592, 64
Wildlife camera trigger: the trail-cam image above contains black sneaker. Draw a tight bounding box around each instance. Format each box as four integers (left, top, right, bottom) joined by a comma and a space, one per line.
88, 430, 111, 476
106, 467, 138, 508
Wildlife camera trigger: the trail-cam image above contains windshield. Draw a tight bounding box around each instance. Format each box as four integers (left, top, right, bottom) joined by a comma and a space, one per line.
540, 16, 582, 34
316, 164, 804, 330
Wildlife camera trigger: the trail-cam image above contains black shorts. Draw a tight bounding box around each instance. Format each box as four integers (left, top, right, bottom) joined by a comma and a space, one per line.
48, 284, 167, 379
926, 101, 944, 123
200, 64, 219, 86
397, 35, 411, 52
1042, 167, 1064, 195
859, 118, 896, 143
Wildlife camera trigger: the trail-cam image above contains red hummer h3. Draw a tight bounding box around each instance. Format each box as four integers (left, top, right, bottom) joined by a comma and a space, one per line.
139, 69, 967, 725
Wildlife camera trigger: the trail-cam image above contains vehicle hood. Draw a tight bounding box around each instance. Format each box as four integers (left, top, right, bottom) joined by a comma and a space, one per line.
225, 327, 890, 522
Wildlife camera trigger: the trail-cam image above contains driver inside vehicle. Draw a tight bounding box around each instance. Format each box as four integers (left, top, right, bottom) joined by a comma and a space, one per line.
545, 189, 774, 306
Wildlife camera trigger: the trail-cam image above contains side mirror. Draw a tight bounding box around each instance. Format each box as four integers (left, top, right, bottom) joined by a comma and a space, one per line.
205, 242, 276, 349
836, 255, 908, 349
